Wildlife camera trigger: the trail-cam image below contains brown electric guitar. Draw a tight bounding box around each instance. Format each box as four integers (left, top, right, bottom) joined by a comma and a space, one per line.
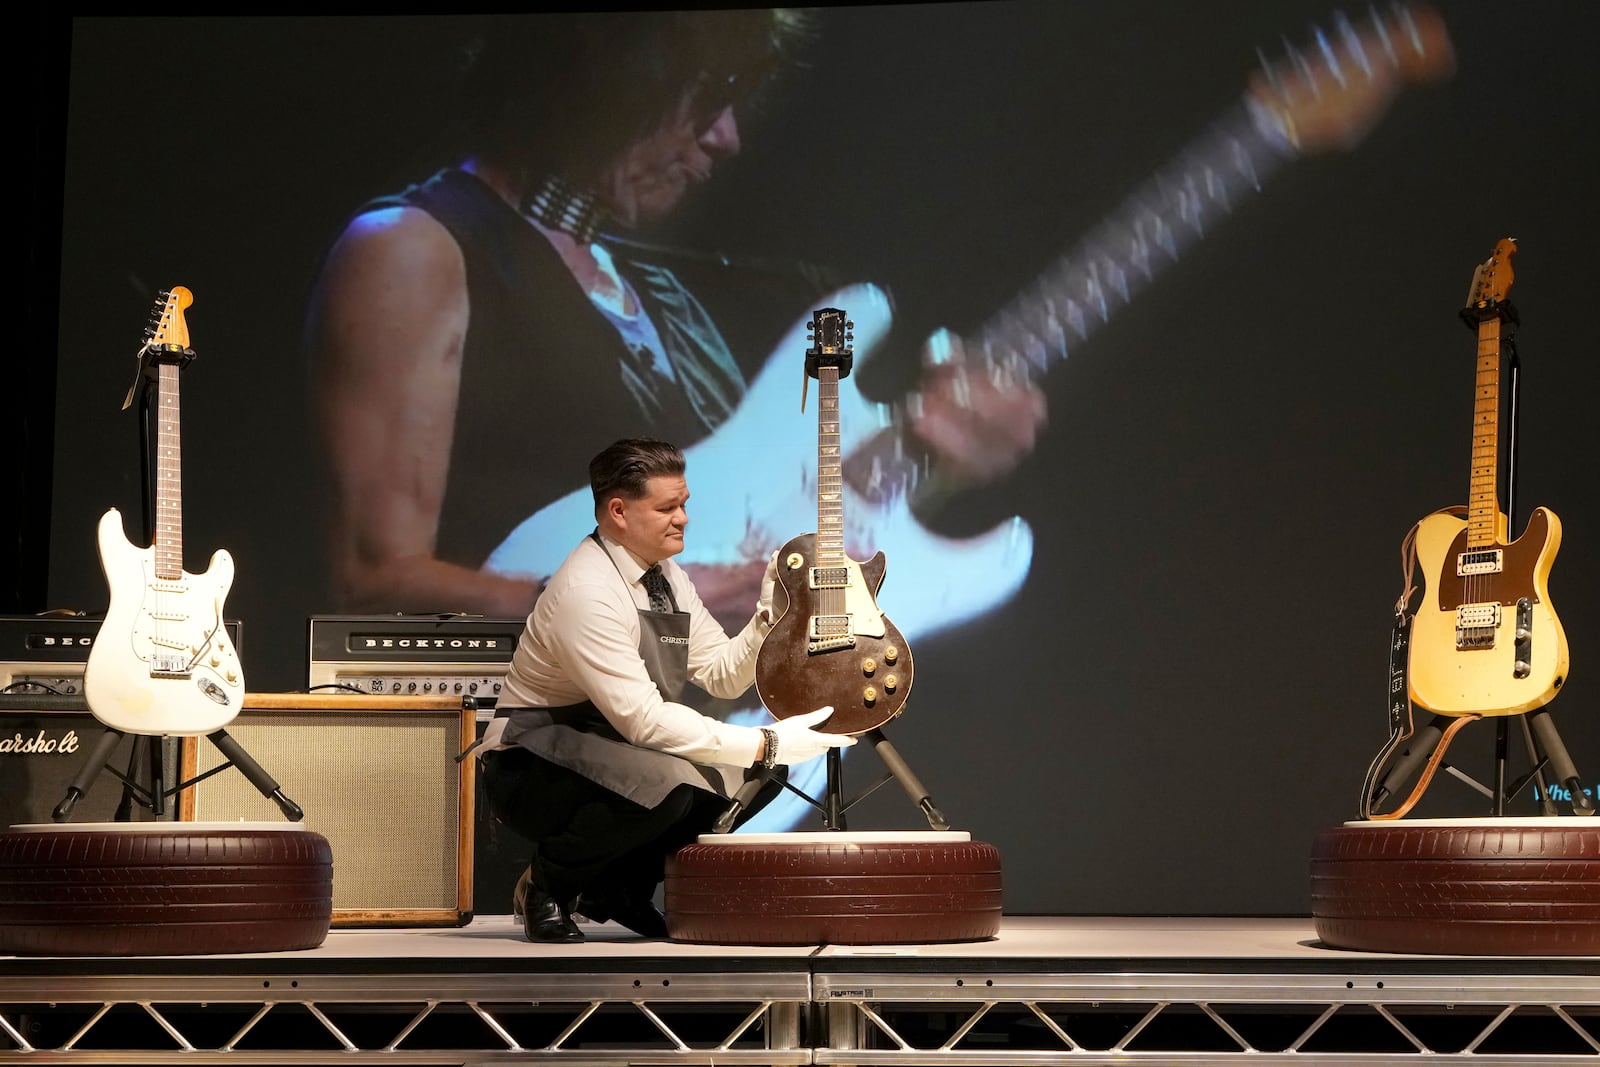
1406, 238, 1569, 717
755, 308, 914, 735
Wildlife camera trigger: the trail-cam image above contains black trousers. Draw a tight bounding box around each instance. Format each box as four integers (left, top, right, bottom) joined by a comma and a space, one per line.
480, 747, 785, 903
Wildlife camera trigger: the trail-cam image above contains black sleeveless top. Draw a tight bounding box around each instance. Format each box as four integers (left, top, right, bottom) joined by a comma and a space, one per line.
362, 167, 748, 570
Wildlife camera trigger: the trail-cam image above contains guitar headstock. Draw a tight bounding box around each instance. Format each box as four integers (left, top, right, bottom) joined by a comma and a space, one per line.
144, 285, 194, 353
1462, 237, 1517, 329
1466, 237, 1517, 308
1248, 3, 1454, 154
806, 306, 854, 380
122, 286, 195, 410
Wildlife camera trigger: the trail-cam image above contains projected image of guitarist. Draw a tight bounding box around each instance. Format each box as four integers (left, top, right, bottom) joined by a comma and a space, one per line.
304, 8, 1455, 830
304, 10, 1042, 629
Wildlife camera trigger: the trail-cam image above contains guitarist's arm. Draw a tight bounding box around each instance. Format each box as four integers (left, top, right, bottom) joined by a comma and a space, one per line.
308, 204, 544, 617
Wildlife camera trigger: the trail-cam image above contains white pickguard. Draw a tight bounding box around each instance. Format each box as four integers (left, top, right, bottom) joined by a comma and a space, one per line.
83, 507, 245, 736
487, 282, 1036, 632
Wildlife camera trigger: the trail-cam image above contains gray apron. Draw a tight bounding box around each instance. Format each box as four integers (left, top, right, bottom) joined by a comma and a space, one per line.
490, 533, 743, 806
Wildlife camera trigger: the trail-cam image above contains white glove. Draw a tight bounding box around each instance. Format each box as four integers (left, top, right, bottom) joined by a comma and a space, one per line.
756, 550, 780, 625
768, 706, 856, 766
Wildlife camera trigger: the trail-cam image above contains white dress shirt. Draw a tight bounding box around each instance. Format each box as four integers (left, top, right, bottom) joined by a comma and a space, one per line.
487, 532, 769, 768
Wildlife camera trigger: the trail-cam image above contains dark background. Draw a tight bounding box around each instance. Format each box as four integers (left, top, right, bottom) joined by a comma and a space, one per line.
13, 3, 1598, 915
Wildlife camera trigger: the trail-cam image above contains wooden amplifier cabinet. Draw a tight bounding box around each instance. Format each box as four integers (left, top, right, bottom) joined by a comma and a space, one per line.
180, 693, 475, 927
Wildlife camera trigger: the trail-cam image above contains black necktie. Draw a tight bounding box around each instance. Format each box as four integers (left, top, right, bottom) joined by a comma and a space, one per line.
642, 565, 672, 613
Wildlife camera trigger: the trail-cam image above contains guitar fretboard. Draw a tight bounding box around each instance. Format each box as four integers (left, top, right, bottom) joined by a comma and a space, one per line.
817, 366, 844, 567
846, 97, 1297, 502
1467, 316, 1503, 549
154, 360, 184, 580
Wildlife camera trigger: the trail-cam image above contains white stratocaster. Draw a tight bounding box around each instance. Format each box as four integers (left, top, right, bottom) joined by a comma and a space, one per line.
487, 5, 1454, 653
84, 286, 245, 736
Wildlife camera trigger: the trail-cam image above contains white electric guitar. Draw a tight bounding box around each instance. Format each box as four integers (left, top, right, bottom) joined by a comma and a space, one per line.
84, 286, 245, 736
487, 5, 1453, 643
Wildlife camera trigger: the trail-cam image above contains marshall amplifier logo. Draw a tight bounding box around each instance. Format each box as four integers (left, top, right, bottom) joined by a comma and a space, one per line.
0, 728, 82, 755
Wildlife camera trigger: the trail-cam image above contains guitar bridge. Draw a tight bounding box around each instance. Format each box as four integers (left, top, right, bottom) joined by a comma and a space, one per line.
1455, 601, 1500, 650
150, 652, 193, 677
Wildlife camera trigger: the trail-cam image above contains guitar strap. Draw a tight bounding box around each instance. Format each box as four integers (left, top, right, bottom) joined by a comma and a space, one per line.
1358, 508, 1477, 820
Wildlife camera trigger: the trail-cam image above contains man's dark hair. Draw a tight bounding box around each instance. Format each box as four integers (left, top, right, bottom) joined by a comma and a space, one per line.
457, 10, 816, 182
590, 437, 686, 514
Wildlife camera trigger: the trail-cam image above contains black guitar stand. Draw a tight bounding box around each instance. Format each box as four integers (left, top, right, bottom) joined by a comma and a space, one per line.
714, 727, 951, 834
1362, 304, 1593, 820
53, 723, 305, 822
53, 319, 303, 825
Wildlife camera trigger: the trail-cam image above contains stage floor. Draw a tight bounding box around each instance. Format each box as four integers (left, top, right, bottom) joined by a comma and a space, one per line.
3, 915, 1597, 1064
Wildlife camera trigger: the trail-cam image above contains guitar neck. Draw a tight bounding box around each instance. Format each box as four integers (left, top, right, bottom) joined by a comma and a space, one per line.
1466, 314, 1505, 548
817, 365, 845, 566
849, 97, 1297, 503
154, 360, 184, 579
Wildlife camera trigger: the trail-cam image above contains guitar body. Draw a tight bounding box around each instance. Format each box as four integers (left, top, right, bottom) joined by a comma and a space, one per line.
755, 531, 914, 735
1408, 505, 1568, 717
84, 506, 244, 736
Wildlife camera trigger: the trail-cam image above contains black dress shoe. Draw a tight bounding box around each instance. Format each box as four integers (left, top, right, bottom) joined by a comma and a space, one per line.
523, 881, 583, 943
575, 888, 668, 939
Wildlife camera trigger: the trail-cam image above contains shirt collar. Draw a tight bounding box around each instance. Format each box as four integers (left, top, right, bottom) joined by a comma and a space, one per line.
594, 529, 656, 587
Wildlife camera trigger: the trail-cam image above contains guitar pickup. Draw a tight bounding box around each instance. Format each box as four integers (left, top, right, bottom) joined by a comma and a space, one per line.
810, 567, 851, 590
808, 614, 856, 654
1455, 601, 1500, 650
1456, 548, 1503, 576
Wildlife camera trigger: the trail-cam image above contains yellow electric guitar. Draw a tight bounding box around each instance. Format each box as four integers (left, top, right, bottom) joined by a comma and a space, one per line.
1407, 239, 1568, 716
83, 286, 245, 736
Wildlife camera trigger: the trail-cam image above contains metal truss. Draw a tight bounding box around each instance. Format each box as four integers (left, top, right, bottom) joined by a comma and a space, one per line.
810, 971, 1600, 1064
0, 971, 810, 1064
2, 969, 1597, 1064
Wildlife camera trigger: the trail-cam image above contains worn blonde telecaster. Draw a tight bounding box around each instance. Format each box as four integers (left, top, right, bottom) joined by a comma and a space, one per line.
84, 286, 245, 736
1407, 239, 1568, 716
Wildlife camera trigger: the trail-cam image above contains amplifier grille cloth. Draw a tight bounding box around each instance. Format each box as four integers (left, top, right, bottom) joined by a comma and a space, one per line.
188, 711, 462, 911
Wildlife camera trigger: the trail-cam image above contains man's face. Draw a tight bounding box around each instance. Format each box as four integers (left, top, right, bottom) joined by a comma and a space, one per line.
599, 92, 741, 227
612, 473, 689, 564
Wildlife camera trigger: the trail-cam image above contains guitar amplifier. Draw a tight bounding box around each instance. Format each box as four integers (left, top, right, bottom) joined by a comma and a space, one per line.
306, 614, 522, 702
0, 693, 192, 827
180, 693, 477, 926
307, 614, 532, 915
0, 614, 244, 696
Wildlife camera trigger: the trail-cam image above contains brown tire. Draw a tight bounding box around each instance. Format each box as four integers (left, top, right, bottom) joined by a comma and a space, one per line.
0, 824, 333, 956
1310, 821, 1600, 955
664, 836, 1002, 945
